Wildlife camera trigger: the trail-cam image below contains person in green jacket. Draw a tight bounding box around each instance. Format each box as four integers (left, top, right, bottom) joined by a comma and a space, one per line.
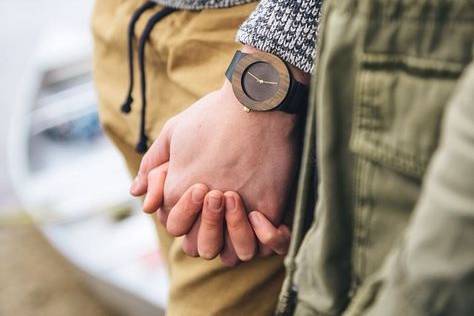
132, 0, 474, 315
278, 1, 474, 314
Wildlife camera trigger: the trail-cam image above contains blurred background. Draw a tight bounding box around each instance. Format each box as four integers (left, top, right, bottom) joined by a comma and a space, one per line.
0, 1, 168, 315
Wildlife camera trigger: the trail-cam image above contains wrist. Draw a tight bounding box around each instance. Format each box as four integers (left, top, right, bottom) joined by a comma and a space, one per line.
220, 79, 298, 128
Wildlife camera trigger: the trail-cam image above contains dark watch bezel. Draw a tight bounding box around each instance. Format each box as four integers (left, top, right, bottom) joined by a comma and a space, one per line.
230, 51, 291, 112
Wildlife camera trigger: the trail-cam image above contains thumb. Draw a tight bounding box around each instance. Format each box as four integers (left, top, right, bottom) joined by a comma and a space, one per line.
249, 211, 291, 256
130, 119, 174, 196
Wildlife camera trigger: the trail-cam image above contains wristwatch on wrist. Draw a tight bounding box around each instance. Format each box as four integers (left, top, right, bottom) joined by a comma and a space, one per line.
225, 50, 309, 114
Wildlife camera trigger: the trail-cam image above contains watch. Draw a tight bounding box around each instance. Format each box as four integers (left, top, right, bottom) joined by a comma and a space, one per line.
225, 50, 309, 114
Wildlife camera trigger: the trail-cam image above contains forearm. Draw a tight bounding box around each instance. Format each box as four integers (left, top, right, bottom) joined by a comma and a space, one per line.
237, 0, 323, 73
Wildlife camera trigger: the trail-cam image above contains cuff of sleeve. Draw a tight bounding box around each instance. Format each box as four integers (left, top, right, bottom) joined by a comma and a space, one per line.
236, 0, 322, 73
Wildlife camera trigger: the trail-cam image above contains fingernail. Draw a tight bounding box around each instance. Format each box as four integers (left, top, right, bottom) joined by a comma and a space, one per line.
225, 195, 236, 210
208, 194, 222, 210
249, 212, 261, 225
192, 186, 206, 203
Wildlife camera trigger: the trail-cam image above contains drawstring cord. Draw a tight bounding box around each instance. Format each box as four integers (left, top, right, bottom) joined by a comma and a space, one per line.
121, 4, 178, 153
135, 7, 178, 153
121, 1, 157, 114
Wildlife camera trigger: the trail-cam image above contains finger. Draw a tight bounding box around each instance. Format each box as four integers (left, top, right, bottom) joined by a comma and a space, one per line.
130, 120, 174, 196
182, 216, 201, 257
224, 192, 256, 262
220, 229, 240, 267
248, 211, 291, 256
142, 163, 169, 213
156, 207, 169, 227
166, 183, 208, 236
198, 190, 225, 260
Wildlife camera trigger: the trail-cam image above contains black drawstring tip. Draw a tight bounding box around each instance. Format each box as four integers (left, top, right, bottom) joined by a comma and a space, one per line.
121, 95, 133, 114
136, 135, 148, 153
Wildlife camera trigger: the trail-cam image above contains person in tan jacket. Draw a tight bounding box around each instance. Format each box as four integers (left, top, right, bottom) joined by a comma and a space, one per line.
93, 0, 321, 315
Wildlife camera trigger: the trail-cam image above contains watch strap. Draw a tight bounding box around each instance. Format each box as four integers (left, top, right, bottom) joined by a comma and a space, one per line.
277, 79, 309, 114
225, 51, 247, 81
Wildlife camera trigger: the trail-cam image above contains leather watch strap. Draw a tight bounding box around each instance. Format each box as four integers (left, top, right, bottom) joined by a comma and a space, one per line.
225, 51, 247, 81
277, 80, 309, 114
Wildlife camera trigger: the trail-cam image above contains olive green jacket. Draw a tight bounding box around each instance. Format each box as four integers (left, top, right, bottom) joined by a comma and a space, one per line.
277, 1, 474, 315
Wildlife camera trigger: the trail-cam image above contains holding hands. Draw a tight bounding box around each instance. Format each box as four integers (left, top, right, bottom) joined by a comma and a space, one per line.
130, 78, 298, 266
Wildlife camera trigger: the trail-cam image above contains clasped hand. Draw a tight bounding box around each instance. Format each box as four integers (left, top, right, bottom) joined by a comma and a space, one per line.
130, 81, 295, 266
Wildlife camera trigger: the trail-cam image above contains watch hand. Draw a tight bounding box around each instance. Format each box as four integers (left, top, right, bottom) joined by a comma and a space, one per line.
248, 71, 264, 84
261, 80, 278, 85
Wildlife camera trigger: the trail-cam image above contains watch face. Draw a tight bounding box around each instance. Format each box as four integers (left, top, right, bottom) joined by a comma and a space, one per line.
231, 51, 291, 112
242, 62, 280, 102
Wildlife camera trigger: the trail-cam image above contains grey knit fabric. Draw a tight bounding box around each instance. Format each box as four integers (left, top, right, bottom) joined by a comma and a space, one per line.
237, 0, 322, 72
152, 0, 256, 9
153, 0, 323, 72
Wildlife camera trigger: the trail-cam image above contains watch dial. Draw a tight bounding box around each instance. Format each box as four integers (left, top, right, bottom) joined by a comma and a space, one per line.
242, 62, 280, 102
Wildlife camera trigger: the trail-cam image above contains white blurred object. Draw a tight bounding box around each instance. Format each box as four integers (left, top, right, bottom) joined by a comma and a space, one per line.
7, 20, 168, 316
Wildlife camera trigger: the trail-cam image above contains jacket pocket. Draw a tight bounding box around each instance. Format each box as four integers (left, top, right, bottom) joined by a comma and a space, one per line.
350, 52, 464, 178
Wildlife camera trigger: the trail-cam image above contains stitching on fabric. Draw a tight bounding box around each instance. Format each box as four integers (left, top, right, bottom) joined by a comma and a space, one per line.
352, 134, 427, 178
361, 53, 465, 77
349, 59, 458, 178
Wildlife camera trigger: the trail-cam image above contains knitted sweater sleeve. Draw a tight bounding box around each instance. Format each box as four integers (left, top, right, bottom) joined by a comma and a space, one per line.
237, 0, 323, 73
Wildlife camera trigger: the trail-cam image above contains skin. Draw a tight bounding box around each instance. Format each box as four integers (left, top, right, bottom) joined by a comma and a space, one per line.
130, 46, 308, 265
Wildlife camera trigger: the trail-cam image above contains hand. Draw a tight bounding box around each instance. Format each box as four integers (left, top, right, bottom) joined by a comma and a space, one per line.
135, 167, 291, 265
184, 188, 291, 263
131, 45, 303, 263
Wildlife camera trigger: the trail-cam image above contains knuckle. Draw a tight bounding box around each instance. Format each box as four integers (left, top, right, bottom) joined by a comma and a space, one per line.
192, 183, 209, 199
226, 209, 246, 231
182, 203, 200, 218
227, 215, 246, 231
201, 214, 221, 229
